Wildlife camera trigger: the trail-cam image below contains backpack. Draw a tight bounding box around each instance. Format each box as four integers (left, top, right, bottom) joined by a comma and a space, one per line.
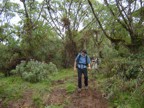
76, 54, 88, 68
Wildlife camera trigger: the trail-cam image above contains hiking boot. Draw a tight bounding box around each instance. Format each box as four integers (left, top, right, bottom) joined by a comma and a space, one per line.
77, 88, 81, 92
84, 86, 88, 90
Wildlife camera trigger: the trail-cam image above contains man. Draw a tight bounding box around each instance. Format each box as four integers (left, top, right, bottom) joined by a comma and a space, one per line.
74, 49, 91, 92
91, 56, 100, 70
91, 56, 100, 79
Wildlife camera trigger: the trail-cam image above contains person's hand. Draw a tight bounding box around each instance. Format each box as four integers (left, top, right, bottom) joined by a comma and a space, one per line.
87, 66, 91, 70
74, 67, 77, 72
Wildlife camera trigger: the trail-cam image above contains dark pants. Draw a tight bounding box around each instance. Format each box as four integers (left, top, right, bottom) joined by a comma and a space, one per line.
77, 68, 88, 88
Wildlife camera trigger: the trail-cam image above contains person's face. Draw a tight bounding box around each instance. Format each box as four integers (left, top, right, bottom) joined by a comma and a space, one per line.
81, 51, 86, 56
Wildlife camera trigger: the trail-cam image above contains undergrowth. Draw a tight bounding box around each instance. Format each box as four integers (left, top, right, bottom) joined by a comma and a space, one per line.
95, 56, 144, 108
0, 69, 75, 108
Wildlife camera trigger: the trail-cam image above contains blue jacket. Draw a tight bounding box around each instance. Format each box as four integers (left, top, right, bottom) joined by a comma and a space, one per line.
75, 53, 91, 69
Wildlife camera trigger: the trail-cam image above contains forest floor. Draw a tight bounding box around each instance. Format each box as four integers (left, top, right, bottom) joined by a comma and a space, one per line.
0, 69, 109, 108
48, 76, 108, 108
44, 71, 108, 108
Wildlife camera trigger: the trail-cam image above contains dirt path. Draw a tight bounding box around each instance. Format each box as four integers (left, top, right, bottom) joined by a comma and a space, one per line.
64, 88, 108, 108
47, 75, 108, 108
0, 73, 109, 108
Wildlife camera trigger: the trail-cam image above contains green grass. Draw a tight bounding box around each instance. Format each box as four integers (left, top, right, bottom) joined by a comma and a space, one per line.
0, 69, 75, 107
94, 70, 144, 108
50, 69, 74, 81
66, 83, 76, 94
0, 76, 24, 99
4, 68, 142, 108
49, 69, 77, 95
0, 72, 4, 78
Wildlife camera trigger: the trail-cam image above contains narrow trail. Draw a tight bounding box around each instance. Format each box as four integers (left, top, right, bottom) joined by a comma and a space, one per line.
64, 88, 108, 108
48, 74, 108, 108
0, 71, 109, 108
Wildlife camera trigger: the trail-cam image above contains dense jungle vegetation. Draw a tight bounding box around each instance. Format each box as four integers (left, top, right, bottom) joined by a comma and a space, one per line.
0, 0, 144, 107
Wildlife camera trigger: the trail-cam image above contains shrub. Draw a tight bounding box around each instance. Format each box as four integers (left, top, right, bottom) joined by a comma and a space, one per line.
11, 60, 58, 83
47, 62, 58, 74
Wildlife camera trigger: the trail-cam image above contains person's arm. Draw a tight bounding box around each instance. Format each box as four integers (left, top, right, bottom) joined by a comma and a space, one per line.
87, 56, 91, 70
74, 54, 79, 71
87, 63, 91, 70
74, 60, 77, 71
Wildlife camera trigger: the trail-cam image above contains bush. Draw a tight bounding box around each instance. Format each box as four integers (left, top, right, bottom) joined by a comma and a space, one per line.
11, 60, 58, 83
47, 62, 58, 74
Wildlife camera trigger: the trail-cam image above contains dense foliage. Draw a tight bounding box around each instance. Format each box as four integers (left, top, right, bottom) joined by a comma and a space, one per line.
11, 60, 58, 83
95, 46, 144, 107
0, 0, 144, 107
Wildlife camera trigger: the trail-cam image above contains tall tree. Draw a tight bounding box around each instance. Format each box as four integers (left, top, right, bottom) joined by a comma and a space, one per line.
88, 0, 144, 53
42, 0, 96, 67
0, 0, 62, 75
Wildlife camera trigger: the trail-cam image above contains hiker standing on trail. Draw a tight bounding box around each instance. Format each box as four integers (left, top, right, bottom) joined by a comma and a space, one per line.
74, 49, 91, 92
91, 56, 100, 70
91, 56, 100, 78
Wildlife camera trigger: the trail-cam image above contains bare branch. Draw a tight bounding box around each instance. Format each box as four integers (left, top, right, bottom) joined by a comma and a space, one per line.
72, 0, 83, 30
87, 0, 111, 40
80, 18, 96, 32
33, 1, 45, 26
45, 0, 65, 38
21, 0, 29, 19
116, 0, 129, 26
104, 0, 129, 31
68, 0, 73, 18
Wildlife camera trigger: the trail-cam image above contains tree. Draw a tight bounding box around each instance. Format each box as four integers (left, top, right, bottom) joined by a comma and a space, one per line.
0, 0, 62, 75
88, 0, 144, 53
42, 0, 96, 67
